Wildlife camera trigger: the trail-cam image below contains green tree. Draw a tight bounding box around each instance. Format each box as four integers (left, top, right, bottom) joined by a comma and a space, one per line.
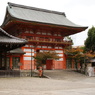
85, 26, 95, 52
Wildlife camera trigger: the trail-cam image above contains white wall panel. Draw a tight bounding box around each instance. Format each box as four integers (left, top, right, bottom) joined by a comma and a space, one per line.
24, 49, 31, 52
24, 57, 31, 60
58, 54, 63, 57
24, 57, 34, 60
24, 53, 31, 56
24, 49, 34, 52
55, 50, 63, 53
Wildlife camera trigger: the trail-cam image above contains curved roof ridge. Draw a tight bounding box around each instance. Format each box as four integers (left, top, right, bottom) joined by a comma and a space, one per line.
0, 28, 28, 51
8, 2, 66, 16
0, 27, 27, 42
2, 2, 88, 31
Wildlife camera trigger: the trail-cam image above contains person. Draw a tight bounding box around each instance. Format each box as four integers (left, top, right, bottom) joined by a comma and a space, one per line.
38, 66, 43, 77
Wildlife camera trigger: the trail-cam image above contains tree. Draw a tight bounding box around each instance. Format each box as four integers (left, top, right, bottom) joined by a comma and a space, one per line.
33, 51, 59, 77
33, 51, 59, 67
65, 47, 84, 70
85, 26, 95, 52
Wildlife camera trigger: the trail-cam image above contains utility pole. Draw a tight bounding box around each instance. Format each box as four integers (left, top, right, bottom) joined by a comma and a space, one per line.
30, 45, 32, 77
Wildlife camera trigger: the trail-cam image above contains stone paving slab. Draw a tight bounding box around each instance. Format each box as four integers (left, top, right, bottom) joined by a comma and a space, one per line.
0, 70, 95, 95
0, 88, 95, 95
44, 70, 95, 82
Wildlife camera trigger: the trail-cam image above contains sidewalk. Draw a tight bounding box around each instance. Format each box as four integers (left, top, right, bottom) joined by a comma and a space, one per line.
0, 70, 95, 95
44, 70, 95, 83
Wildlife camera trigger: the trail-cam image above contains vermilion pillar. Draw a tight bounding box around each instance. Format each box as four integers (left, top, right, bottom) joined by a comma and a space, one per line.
10, 56, 12, 69
63, 54, 66, 69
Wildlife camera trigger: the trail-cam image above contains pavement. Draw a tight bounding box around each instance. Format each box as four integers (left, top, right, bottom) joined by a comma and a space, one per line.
0, 70, 95, 95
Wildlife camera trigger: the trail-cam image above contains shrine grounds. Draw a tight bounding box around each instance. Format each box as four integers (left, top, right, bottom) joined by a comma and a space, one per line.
0, 70, 95, 95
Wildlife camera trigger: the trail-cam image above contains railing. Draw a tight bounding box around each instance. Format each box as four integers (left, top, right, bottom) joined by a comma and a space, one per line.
28, 39, 72, 45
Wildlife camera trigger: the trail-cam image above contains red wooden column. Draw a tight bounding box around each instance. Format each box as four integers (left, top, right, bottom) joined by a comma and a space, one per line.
33, 48, 37, 70
63, 54, 66, 69
10, 56, 12, 69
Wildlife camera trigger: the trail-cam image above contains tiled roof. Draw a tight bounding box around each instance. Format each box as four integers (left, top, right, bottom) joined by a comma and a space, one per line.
0, 28, 28, 51
8, 48, 25, 54
0, 28, 27, 44
6, 2, 87, 28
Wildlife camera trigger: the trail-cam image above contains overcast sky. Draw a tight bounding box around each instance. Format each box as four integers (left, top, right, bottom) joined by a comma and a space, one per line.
0, 0, 95, 46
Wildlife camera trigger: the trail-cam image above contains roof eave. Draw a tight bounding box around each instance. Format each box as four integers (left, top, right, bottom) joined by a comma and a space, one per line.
6, 3, 88, 30
3, 11, 88, 31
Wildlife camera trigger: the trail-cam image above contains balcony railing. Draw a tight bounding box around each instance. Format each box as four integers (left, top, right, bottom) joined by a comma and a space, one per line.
28, 38, 72, 45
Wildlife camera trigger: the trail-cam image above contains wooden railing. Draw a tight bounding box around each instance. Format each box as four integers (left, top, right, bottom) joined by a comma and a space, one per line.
28, 39, 72, 45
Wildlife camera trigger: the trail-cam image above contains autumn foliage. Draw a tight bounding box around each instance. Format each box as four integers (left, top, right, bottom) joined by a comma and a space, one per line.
33, 51, 59, 66
65, 47, 87, 70
65, 46, 95, 70
64, 47, 83, 58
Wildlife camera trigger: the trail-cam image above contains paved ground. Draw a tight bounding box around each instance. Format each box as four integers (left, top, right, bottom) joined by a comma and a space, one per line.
44, 70, 95, 82
0, 70, 95, 95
